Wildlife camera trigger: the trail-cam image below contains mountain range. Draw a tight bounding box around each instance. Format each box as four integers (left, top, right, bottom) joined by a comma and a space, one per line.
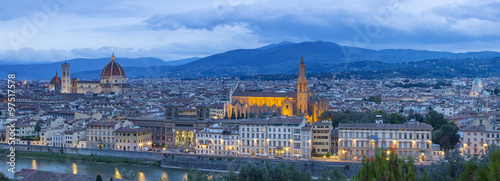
2, 41, 500, 79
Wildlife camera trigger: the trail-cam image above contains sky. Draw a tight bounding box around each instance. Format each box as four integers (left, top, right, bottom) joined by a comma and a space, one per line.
1, 0, 500, 64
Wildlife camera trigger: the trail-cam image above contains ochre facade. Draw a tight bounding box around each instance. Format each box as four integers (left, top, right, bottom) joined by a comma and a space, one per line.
227, 56, 327, 123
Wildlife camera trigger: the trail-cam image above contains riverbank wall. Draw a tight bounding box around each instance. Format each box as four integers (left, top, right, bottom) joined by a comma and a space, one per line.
0, 143, 163, 161
161, 154, 364, 178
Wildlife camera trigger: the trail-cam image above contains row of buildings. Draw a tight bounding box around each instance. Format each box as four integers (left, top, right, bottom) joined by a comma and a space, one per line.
194, 116, 437, 161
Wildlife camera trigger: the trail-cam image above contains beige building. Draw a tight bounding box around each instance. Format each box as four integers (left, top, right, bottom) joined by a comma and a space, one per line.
86, 121, 119, 149
462, 125, 500, 156
239, 117, 309, 158
115, 127, 152, 151
64, 129, 86, 148
311, 120, 332, 155
338, 121, 434, 161
195, 124, 240, 156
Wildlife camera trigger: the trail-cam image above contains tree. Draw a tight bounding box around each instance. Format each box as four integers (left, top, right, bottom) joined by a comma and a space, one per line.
475, 149, 500, 180
311, 147, 317, 157
329, 168, 347, 181
35, 122, 41, 136
0, 172, 9, 181
110, 177, 114, 181
428, 149, 470, 181
230, 111, 235, 119
187, 169, 208, 181
433, 123, 460, 150
96, 175, 103, 181
425, 111, 448, 130
385, 113, 405, 124
354, 149, 416, 181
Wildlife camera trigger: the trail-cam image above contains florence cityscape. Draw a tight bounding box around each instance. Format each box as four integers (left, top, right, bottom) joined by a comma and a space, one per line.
1, 0, 500, 181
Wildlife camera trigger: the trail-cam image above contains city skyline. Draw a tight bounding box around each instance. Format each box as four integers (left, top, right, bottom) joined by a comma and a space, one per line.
1, 0, 500, 63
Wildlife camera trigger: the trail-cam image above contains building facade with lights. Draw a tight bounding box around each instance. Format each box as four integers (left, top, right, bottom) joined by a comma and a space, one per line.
195, 124, 240, 156
114, 127, 153, 151
338, 121, 434, 161
311, 120, 332, 155
226, 56, 327, 123
239, 117, 310, 158
462, 125, 500, 156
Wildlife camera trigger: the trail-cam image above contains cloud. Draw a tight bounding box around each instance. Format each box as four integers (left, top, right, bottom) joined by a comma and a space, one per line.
1, 0, 500, 63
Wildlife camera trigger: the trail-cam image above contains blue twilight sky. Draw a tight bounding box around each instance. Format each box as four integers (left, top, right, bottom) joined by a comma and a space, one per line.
1, 0, 500, 63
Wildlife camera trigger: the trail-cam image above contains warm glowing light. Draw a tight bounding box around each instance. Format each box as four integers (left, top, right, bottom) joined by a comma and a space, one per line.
32, 159, 37, 170
114, 168, 123, 179
138, 171, 145, 181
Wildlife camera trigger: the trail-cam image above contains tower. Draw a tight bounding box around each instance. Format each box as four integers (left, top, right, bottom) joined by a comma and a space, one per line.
297, 55, 308, 114
61, 61, 71, 93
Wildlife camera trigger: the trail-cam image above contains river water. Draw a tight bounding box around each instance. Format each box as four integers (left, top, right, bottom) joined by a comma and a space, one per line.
0, 156, 189, 181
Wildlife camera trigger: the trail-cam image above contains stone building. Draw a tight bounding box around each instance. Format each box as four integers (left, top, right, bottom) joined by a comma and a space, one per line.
115, 127, 153, 151
311, 120, 332, 155
226, 56, 327, 123
239, 117, 310, 158
338, 121, 434, 161
128, 105, 213, 148
462, 125, 500, 156
60, 53, 131, 94
195, 123, 240, 156
85, 121, 119, 149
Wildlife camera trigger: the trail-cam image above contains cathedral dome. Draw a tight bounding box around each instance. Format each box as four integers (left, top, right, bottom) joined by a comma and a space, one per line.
49, 72, 61, 85
473, 78, 482, 86
100, 53, 126, 79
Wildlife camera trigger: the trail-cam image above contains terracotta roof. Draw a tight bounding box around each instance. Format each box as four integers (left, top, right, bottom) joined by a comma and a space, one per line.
100, 56, 126, 78
115, 127, 152, 133
86, 121, 118, 127
462, 125, 486, 132
338, 122, 433, 130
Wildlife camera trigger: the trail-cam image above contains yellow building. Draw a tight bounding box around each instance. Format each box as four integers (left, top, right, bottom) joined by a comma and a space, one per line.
312, 120, 332, 155
226, 56, 327, 123
115, 127, 153, 151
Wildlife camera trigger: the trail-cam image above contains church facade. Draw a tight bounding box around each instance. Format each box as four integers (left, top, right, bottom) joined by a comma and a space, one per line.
226, 56, 328, 123
50, 53, 131, 94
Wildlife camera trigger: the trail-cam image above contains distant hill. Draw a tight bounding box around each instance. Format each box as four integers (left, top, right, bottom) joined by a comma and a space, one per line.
164, 41, 500, 77
2, 41, 500, 79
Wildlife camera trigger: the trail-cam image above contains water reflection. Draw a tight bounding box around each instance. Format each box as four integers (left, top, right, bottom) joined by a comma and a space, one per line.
0, 157, 189, 181
114, 168, 123, 179
31, 159, 37, 170
138, 171, 145, 181
72, 163, 78, 174
161, 171, 168, 179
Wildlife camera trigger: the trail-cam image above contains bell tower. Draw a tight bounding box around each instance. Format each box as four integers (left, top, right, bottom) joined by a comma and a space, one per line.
297, 55, 308, 114
61, 60, 70, 93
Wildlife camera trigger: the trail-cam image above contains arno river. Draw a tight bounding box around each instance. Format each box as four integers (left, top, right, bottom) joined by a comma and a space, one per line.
0, 156, 189, 181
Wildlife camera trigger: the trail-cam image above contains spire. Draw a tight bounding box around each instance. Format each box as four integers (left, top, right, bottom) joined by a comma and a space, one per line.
300, 54, 304, 64
55, 70, 58, 77
111, 52, 116, 62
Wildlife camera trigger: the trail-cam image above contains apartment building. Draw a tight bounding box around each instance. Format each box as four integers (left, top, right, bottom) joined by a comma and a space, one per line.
311, 120, 332, 155
240, 117, 309, 158
462, 125, 500, 156
195, 124, 240, 155
115, 127, 153, 151
338, 121, 434, 161
86, 121, 119, 149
